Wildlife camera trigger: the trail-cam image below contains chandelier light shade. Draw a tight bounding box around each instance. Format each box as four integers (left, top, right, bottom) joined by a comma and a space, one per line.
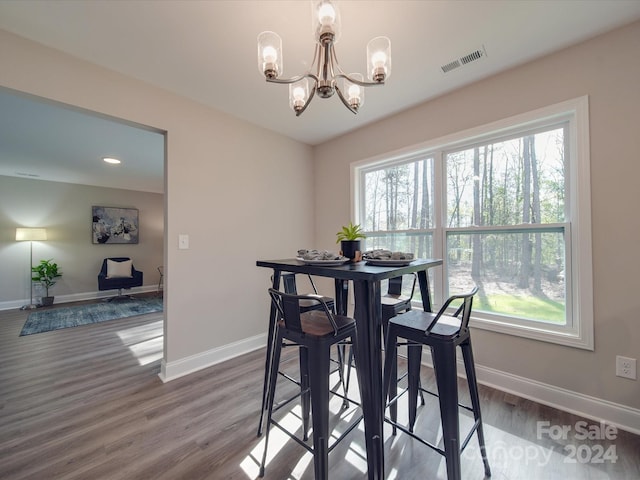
367, 36, 392, 82
289, 78, 310, 112
257, 0, 391, 116
257, 31, 283, 80
341, 73, 365, 110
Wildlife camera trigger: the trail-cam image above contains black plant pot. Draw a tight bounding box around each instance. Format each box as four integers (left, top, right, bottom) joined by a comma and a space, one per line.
41, 296, 54, 307
340, 240, 361, 262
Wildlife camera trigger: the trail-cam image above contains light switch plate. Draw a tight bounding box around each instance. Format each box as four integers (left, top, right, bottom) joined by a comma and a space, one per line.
178, 234, 189, 250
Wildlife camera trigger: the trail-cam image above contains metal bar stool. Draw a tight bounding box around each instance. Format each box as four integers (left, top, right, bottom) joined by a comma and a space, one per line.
260, 288, 362, 480
257, 273, 340, 437
383, 286, 491, 480
380, 274, 427, 422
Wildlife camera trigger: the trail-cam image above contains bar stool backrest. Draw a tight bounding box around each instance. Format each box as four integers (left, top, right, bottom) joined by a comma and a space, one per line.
268, 288, 339, 335
426, 286, 478, 333
281, 272, 319, 295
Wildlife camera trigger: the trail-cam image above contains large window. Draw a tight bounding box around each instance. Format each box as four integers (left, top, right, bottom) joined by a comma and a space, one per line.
354, 97, 593, 349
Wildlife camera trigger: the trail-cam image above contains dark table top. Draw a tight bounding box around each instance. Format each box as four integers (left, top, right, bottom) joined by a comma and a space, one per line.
256, 258, 443, 281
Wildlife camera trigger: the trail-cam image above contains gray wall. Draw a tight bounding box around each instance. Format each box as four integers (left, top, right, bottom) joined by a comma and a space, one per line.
314, 21, 640, 411
0, 28, 315, 377
0, 175, 164, 308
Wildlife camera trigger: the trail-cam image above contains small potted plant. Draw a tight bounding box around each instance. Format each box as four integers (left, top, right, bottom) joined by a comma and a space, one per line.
336, 222, 366, 261
32, 259, 62, 307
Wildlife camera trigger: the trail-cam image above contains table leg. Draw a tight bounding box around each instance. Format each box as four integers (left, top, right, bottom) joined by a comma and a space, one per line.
417, 270, 433, 312
334, 278, 348, 316
352, 279, 384, 480
334, 279, 353, 405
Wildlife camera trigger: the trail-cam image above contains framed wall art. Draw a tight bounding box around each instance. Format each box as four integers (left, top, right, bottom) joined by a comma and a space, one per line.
92, 206, 139, 244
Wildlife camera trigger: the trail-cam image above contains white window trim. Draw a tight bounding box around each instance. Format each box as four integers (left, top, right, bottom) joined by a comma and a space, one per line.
352, 96, 593, 350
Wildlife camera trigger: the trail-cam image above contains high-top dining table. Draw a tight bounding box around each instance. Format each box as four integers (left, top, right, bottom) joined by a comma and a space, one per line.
256, 257, 443, 480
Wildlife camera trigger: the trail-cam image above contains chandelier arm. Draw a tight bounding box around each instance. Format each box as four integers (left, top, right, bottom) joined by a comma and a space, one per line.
265, 40, 323, 84
329, 44, 383, 87
329, 43, 383, 86
266, 74, 310, 85
295, 83, 317, 117
328, 41, 345, 74
334, 73, 384, 87
310, 41, 321, 77
334, 85, 358, 114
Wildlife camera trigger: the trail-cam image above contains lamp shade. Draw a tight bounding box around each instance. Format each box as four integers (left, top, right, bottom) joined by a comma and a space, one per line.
16, 228, 47, 241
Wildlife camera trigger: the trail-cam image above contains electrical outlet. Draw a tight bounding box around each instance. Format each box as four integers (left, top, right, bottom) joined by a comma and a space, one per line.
616, 356, 637, 380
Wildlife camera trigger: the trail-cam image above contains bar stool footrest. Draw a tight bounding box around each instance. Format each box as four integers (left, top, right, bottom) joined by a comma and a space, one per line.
384, 416, 482, 456
416, 385, 475, 413
269, 412, 364, 455
384, 416, 445, 455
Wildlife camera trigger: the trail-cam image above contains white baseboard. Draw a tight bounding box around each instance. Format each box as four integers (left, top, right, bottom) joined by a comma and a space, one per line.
0, 285, 158, 311
158, 333, 266, 383
475, 363, 640, 436
417, 350, 640, 436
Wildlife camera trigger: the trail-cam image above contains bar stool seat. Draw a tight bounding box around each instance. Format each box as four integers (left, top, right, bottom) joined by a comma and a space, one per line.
260, 288, 362, 480
383, 286, 491, 480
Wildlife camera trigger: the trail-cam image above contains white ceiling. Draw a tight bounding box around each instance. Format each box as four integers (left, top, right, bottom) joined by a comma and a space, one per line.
1, 0, 640, 193
0, 89, 165, 193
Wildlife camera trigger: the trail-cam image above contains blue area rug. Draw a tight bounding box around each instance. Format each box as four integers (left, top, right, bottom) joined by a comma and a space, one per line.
20, 297, 163, 336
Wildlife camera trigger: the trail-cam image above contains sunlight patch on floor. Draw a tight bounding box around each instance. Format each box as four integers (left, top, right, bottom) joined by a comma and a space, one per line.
386, 468, 399, 479
116, 320, 162, 340
116, 321, 163, 365
240, 406, 313, 479
239, 356, 367, 478
343, 442, 368, 474
127, 336, 163, 365
239, 390, 369, 479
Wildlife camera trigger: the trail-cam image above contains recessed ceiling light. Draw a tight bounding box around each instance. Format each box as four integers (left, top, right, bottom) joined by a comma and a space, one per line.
103, 157, 121, 165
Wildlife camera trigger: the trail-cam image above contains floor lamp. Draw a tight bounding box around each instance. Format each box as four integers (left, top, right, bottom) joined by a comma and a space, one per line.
16, 227, 48, 310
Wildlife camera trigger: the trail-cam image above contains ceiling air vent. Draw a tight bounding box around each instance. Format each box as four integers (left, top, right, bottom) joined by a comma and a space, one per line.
441, 45, 487, 73
441, 60, 461, 73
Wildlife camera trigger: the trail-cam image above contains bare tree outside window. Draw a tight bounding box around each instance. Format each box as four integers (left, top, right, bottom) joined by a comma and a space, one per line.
361, 127, 567, 325
355, 97, 593, 348
445, 127, 566, 324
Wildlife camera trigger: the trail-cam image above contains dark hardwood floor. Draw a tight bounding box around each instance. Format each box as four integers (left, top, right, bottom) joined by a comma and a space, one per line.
1, 300, 638, 479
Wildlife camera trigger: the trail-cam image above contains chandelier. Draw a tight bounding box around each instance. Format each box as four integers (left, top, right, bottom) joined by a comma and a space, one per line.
257, 0, 391, 116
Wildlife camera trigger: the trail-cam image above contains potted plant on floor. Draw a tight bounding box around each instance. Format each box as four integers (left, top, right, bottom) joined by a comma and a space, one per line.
32, 259, 62, 307
336, 222, 366, 261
